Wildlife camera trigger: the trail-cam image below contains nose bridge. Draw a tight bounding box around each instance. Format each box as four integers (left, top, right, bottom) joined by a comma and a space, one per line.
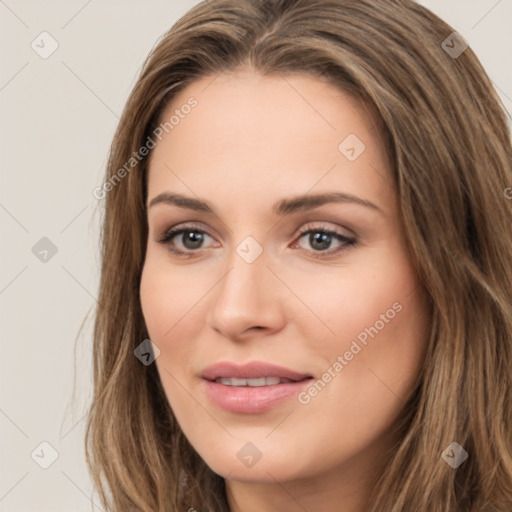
216, 240, 268, 312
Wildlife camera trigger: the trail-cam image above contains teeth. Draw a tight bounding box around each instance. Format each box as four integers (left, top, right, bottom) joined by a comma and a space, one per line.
215, 376, 291, 387
262, 377, 281, 386
247, 377, 267, 386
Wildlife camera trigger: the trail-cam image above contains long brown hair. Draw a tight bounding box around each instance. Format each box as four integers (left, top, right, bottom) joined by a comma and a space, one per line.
85, 1, 512, 510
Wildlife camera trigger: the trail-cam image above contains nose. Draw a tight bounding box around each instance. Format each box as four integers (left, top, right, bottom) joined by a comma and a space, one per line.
206, 247, 286, 342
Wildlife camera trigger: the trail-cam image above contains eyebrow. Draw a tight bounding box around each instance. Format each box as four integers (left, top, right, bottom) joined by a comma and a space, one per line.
148, 191, 382, 216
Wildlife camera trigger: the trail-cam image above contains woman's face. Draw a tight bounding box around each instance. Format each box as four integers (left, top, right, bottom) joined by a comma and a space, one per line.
140, 69, 430, 493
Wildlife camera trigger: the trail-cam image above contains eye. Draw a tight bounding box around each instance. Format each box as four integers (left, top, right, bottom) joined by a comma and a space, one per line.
156, 223, 216, 256
291, 223, 356, 257
156, 222, 357, 258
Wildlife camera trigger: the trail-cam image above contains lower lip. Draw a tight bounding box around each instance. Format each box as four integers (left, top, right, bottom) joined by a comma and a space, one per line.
202, 379, 313, 414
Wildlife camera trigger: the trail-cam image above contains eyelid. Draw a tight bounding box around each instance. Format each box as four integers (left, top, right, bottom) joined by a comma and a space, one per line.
156, 221, 214, 244
293, 221, 355, 239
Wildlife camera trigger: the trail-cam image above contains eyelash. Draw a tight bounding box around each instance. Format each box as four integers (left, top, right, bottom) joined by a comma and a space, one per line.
156, 222, 357, 258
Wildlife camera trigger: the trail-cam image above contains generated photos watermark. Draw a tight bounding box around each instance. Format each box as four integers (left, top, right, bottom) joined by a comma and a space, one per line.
93, 96, 198, 200
298, 301, 403, 405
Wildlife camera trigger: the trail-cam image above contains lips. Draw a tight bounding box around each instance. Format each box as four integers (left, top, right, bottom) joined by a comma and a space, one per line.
200, 361, 313, 414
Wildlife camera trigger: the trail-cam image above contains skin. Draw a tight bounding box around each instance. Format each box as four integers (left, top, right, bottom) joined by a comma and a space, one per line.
140, 67, 431, 512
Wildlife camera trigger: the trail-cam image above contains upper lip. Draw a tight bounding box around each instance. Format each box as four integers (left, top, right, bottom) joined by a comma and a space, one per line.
201, 361, 312, 382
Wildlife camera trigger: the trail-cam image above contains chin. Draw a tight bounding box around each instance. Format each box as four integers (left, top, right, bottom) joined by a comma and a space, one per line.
195, 440, 315, 484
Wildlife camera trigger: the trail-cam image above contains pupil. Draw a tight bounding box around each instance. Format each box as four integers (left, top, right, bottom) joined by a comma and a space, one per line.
310, 232, 331, 251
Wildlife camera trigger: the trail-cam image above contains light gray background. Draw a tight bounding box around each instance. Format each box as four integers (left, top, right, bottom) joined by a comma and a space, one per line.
1, 1, 511, 510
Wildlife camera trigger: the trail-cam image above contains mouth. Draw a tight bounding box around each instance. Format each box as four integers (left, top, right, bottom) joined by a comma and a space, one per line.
201, 361, 314, 414
213, 376, 297, 386
201, 361, 313, 382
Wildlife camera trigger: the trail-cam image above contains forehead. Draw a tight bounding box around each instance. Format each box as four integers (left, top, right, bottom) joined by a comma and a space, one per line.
156, 69, 378, 153
147, 70, 394, 216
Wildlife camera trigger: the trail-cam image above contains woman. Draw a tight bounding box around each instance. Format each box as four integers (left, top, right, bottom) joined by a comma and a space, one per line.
85, 0, 512, 510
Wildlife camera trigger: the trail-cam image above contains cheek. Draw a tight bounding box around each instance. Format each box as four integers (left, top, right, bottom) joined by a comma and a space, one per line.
139, 254, 222, 387
294, 289, 428, 469
314, 275, 428, 412
140, 260, 206, 412
139, 255, 206, 341
301, 246, 428, 405
291, 248, 419, 347
364, 286, 430, 389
